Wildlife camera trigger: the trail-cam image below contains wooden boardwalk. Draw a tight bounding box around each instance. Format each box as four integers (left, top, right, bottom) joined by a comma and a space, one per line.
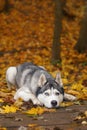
0, 104, 87, 130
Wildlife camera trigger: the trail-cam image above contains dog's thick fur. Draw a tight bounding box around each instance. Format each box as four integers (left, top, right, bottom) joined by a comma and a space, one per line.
6, 62, 76, 108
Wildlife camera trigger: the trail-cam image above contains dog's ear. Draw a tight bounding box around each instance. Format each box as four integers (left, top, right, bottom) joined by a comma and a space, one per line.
38, 74, 47, 87
55, 72, 63, 87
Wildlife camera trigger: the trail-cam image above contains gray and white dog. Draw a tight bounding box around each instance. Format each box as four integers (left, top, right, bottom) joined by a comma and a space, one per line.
6, 62, 76, 108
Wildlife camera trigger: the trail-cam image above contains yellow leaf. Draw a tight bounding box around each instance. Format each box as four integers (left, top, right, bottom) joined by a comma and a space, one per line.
2, 105, 18, 113
0, 108, 4, 114
71, 83, 84, 91
26, 107, 55, 116
0, 99, 4, 103
84, 111, 87, 117
60, 102, 74, 107
28, 124, 38, 127
14, 98, 23, 107
67, 90, 80, 96
62, 78, 68, 84
26, 107, 45, 115
82, 88, 87, 94
0, 127, 7, 130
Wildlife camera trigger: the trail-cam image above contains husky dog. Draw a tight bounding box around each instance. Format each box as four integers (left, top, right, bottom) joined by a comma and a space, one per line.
6, 62, 76, 108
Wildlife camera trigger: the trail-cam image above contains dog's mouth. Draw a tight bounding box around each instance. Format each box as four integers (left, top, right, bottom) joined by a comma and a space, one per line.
50, 105, 60, 109
43, 104, 60, 109
45, 106, 59, 109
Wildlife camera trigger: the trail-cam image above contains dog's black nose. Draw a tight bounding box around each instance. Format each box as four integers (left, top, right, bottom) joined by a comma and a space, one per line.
51, 100, 57, 107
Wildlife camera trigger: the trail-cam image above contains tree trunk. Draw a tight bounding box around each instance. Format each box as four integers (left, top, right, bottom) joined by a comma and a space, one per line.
74, 2, 87, 53
0, 0, 9, 12
51, 0, 62, 64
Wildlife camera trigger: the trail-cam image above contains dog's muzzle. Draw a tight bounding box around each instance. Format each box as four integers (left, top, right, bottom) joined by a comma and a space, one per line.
51, 100, 57, 107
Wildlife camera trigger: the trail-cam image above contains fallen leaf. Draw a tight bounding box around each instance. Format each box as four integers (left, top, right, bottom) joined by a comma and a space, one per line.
28, 124, 38, 127
60, 102, 74, 107
81, 120, 87, 125
15, 117, 23, 122
2, 105, 19, 113
26, 107, 55, 116
0, 128, 7, 130
0, 99, 4, 103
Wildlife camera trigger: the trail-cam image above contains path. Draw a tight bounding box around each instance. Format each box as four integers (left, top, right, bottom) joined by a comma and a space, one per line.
0, 104, 87, 130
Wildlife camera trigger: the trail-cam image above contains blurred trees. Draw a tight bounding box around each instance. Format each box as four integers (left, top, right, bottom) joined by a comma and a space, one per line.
52, 0, 87, 64
52, 0, 63, 63
0, 0, 9, 12
0, 0, 86, 62
75, 2, 87, 53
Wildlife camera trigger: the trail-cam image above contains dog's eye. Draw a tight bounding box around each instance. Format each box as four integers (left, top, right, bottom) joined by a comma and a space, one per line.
55, 92, 60, 95
44, 92, 49, 96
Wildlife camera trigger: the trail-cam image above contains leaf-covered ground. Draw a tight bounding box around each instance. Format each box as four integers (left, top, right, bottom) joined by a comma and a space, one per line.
0, 0, 87, 115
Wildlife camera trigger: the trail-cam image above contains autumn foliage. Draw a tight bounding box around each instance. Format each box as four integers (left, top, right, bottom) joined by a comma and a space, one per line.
0, 0, 87, 115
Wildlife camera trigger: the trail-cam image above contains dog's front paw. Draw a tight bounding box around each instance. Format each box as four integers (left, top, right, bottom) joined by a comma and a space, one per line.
14, 88, 31, 102
33, 99, 42, 106
64, 93, 77, 101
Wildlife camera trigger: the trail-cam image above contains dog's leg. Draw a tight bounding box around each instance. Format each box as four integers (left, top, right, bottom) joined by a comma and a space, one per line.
64, 93, 77, 101
31, 96, 42, 105
6, 67, 17, 89
14, 87, 42, 105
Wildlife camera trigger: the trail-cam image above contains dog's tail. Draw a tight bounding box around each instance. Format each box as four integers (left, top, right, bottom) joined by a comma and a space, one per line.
6, 67, 17, 90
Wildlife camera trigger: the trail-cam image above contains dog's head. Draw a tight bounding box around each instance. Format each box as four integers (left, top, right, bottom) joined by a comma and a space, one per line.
36, 73, 64, 108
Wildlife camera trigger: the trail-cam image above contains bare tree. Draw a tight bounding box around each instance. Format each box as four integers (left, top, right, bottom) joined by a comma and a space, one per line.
75, 2, 87, 53
0, 0, 9, 12
51, 0, 63, 64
